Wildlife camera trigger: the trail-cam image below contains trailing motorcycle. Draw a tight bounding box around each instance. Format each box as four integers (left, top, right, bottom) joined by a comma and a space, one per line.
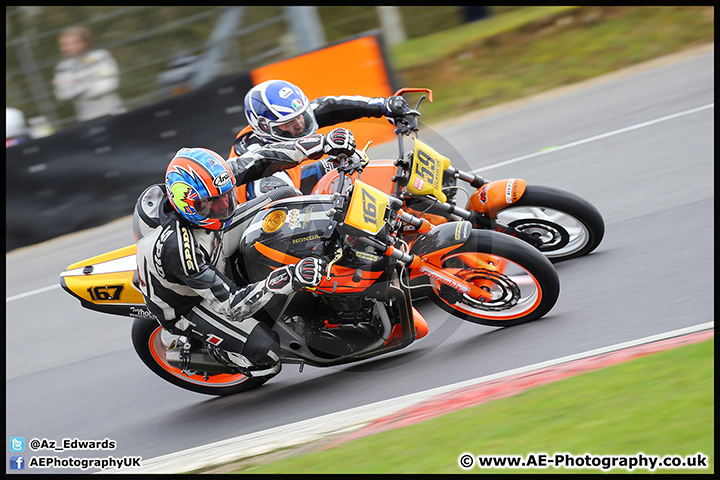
313, 88, 605, 262
60, 145, 560, 397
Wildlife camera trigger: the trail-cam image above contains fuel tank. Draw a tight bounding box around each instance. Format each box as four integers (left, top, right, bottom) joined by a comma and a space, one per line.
239, 195, 389, 285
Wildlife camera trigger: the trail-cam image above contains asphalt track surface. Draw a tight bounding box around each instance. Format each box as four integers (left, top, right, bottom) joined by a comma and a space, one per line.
5, 48, 713, 474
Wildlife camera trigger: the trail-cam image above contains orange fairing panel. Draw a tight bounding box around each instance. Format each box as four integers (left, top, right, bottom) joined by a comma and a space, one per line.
312, 159, 397, 196
468, 178, 526, 218
412, 307, 428, 340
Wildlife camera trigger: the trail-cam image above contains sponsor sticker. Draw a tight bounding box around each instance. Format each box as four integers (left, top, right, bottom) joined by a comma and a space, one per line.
455, 222, 463, 240
129, 306, 157, 320
355, 251, 381, 262
181, 227, 196, 272
291, 234, 320, 244
302, 206, 314, 228
505, 179, 516, 204
478, 184, 488, 205
213, 171, 232, 187
287, 209, 301, 229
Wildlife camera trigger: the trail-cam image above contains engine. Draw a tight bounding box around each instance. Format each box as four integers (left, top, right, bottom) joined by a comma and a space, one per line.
288, 294, 386, 359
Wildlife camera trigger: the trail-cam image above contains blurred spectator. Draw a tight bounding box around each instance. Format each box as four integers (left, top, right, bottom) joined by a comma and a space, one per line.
52, 26, 126, 122
6, 107, 30, 148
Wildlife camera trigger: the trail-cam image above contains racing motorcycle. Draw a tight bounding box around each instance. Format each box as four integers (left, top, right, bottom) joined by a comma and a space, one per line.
60, 149, 560, 396
313, 88, 605, 262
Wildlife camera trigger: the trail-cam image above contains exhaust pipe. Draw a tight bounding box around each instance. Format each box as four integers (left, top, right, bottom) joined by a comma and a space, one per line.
165, 348, 238, 374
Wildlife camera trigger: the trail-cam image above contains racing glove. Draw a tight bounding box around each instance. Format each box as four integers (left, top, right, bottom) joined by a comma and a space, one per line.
295, 128, 356, 160
383, 95, 418, 118
324, 127, 356, 157
265, 257, 327, 295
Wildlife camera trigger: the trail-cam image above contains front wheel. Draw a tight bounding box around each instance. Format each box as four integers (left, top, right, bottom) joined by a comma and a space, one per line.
131, 317, 267, 396
423, 230, 560, 327
495, 185, 604, 262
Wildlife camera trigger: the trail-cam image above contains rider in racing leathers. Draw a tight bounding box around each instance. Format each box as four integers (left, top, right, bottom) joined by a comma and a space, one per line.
133, 142, 353, 379
229, 79, 417, 201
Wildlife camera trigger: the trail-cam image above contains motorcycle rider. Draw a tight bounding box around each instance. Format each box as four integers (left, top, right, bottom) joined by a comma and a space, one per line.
133, 145, 352, 379
229, 79, 418, 200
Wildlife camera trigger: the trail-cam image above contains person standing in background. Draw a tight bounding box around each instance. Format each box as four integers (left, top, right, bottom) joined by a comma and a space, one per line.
53, 26, 126, 122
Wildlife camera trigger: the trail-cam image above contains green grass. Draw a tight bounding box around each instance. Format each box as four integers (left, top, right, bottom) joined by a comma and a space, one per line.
390, 6, 583, 71
230, 339, 713, 473
391, 6, 715, 122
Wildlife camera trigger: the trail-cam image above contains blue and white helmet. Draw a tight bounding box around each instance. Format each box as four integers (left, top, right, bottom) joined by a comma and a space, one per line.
244, 80, 318, 142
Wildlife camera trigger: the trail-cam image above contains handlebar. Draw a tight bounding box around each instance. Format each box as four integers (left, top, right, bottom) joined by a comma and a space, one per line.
390, 88, 433, 194
393, 87, 434, 103
389, 87, 490, 194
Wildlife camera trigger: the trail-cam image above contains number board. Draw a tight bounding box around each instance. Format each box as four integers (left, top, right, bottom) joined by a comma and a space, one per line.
345, 181, 389, 235
406, 138, 452, 202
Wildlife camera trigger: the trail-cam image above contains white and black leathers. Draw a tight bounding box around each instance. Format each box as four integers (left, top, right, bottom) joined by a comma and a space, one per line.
231, 95, 390, 197
133, 150, 306, 378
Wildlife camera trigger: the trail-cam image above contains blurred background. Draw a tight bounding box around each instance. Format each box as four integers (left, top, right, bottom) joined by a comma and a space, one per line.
6, 6, 499, 135
5, 6, 713, 252
4, 5, 500, 251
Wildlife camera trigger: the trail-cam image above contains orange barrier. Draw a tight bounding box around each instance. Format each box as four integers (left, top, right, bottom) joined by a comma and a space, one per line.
251, 35, 397, 148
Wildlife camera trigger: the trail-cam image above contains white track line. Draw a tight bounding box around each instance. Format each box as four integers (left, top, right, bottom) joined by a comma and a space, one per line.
472, 103, 713, 173
6, 283, 61, 302
7, 103, 713, 304
104, 321, 713, 474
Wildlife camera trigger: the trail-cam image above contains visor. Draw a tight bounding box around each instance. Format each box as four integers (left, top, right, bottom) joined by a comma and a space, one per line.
267, 110, 317, 140
194, 188, 237, 220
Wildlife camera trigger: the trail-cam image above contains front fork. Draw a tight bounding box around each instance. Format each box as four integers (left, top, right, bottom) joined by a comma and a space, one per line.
362, 211, 496, 303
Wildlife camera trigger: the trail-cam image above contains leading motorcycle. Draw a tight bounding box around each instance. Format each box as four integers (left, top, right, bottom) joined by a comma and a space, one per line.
311, 88, 605, 262
60, 147, 560, 396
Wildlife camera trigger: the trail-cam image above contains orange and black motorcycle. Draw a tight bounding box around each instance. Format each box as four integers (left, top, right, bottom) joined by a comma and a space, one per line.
60, 147, 560, 396
314, 88, 604, 262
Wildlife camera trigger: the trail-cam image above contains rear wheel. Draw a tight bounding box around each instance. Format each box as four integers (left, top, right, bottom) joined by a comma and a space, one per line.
131, 317, 267, 396
423, 230, 560, 327
496, 185, 604, 262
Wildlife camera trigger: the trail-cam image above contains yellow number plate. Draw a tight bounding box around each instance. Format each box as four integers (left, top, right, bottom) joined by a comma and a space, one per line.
407, 138, 452, 202
345, 181, 389, 234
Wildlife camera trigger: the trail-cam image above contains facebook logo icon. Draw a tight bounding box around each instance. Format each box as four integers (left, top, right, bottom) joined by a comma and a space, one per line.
10, 455, 25, 470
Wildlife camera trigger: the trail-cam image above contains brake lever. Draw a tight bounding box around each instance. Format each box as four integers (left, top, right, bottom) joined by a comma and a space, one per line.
355, 141, 372, 170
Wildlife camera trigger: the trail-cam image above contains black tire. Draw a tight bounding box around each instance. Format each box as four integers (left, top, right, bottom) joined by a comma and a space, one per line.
496, 185, 604, 262
131, 317, 267, 396
423, 230, 560, 327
